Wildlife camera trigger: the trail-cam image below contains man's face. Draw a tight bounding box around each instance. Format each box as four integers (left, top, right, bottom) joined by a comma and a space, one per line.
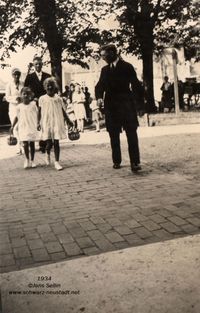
100, 49, 117, 64
34, 60, 43, 72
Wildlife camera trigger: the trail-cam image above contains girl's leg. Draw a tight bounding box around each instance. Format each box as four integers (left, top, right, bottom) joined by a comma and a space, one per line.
80, 119, 84, 132
23, 141, 29, 169
77, 119, 81, 131
54, 140, 63, 170
45, 140, 52, 165
29, 142, 37, 168
96, 119, 100, 132
30, 142, 35, 161
54, 140, 60, 162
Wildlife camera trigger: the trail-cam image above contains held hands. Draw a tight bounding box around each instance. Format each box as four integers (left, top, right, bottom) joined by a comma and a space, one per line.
97, 99, 103, 107
138, 110, 145, 117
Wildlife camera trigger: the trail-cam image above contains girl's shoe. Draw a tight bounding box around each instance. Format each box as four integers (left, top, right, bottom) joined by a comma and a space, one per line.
54, 161, 63, 171
30, 161, 37, 168
45, 154, 51, 165
24, 159, 29, 169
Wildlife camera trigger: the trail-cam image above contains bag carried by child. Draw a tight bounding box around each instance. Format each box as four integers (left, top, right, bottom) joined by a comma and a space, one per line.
68, 127, 80, 141
7, 130, 18, 146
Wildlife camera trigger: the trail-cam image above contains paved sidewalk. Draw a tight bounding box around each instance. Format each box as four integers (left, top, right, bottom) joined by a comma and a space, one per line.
0, 125, 200, 273
1, 235, 200, 313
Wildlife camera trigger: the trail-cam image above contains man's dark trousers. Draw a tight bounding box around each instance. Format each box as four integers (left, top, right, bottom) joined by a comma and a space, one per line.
109, 127, 140, 165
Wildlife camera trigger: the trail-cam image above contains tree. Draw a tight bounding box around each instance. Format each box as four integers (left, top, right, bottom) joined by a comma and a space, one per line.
106, 0, 200, 113
0, 0, 106, 89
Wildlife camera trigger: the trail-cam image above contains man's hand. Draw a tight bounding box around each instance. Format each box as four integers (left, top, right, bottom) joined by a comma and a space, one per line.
138, 110, 145, 117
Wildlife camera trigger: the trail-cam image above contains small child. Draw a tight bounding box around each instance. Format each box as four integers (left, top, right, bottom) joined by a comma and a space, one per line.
72, 84, 86, 132
11, 87, 39, 169
90, 99, 102, 132
38, 77, 72, 171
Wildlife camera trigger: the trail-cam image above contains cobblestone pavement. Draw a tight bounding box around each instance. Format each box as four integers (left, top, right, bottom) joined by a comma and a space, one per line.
0, 128, 200, 273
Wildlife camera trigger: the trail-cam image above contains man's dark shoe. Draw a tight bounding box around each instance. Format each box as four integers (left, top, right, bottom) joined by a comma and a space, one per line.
131, 163, 142, 172
113, 163, 121, 169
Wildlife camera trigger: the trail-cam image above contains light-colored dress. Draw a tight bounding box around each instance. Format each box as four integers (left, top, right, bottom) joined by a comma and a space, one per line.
17, 101, 39, 141
39, 94, 66, 140
73, 92, 86, 120
5, 80, 24, 123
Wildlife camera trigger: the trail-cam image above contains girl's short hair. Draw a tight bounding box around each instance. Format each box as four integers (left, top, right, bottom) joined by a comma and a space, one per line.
43, 77, 58, 90
20, 87, 34, 98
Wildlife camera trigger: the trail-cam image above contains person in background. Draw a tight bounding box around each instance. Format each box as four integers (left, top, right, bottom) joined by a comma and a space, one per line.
95, 44, 144, 172
5, 68, 24, 154
11, 87, 39, 169
84, 86, 92, 121
24, 56, 51, 153
160, 76, 172, 112
90, 98, 102, 132
72, 83, 87, 133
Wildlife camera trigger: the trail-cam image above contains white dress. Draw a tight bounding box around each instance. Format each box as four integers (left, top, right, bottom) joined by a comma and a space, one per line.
17, 101, 39, 141
39, 94, 66, 140
73, 92, 86, 120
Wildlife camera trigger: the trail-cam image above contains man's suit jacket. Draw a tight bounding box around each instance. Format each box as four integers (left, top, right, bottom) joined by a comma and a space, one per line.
24, 71, 51, 99
95, 59, 144, 130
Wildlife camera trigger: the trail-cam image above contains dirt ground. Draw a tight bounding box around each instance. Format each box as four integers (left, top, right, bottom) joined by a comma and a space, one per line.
139, 133, 200, 180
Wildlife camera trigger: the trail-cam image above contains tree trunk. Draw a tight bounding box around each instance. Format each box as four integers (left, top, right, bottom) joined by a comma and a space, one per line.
141, 46, 157, 113
49, 47, 62, 92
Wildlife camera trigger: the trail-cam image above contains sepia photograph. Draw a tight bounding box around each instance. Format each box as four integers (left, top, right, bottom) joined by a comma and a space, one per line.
0, 0, 200, 312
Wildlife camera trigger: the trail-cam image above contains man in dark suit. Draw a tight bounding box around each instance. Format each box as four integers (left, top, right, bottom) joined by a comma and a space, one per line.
95, 44, 144, 172
24, 56, 51, 152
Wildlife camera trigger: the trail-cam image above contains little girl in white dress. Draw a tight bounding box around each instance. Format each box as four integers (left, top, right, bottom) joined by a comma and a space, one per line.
72, 84, 86, 132
11, 87, 39, 169
38, 77, 72, 170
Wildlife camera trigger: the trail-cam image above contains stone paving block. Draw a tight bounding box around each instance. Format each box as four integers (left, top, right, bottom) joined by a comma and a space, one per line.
157, 209, 173, 217
0, 254, 15, 267
105, 217, 122, 226
149, 214, 166, 224
9, 229, 24, 238
32, 248, 51, 262
180, 224, 200, 234
24, 232, 40, 240
0, 265, 18, 273
175, 210, 192, 218
160, 222, 182, 233
114, 241, 130, 250
57, 233, 74, 244
78, 221, 97, 231
27, 239, 44, 250
89, 216, 105, 224
16, 257, 34, 267
124, 219, 141, 228
186, 217, 200, 227
63, 242, 82, 256
0, 243, 12, 255
63, 221, 80, 229
51, 225, 67, 235
94, 238, 114, 251
45, 241, 63, 253
140, 220, 161, 231
97, 223, 112, 234
124, 234, 145, 245
133, 227, 153, 239
68, 227, 87, 238
105, 231, 124, 243
11, 237, 27, 248
50, 252, 66, 261
83, 247, 101, 256
13, 246, 31, 259
167, 216, 188, 226
153, 229, 174, 239
132, 213, 148, 221
37, 224, 51, 234
114, 225, 133, 235
40, 232, 57, 243
75, 237, 95, 249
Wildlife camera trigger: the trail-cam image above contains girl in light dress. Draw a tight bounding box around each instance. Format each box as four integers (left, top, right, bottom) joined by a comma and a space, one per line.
11, 87, 39, 169
90, 98, 102, 132
38, 77, 72, 171
5, 68, 24, 154
72, 84, 86, 132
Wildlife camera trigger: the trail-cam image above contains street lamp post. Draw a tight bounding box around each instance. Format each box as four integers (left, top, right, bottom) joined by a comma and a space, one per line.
172, 49, 180, 115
